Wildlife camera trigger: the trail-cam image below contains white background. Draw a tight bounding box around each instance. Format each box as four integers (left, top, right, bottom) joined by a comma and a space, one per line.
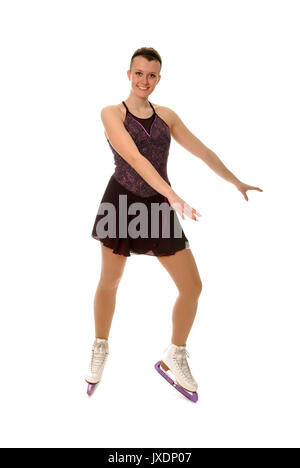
0, 0, 299, 449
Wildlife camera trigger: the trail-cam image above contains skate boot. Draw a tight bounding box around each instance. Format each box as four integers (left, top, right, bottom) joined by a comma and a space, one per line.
154, 344, 198, 402
85, 338, 109, 396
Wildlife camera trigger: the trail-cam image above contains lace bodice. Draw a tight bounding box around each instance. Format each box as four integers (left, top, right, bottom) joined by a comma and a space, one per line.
106, 101, 172, 197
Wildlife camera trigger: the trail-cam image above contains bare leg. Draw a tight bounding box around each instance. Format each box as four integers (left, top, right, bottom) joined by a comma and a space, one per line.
156, 248, 202, 346
94, 244, 127, 339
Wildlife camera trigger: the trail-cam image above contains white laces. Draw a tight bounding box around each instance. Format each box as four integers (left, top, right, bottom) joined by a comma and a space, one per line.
176, 347, 191, 370
163, 345, 192, 366
176, 347, 190, 363
89, 343, 107, 372
163, 344, 191, 357
174, 347, 194, 381
176, 349, 194, 386
161, 344, 196, 387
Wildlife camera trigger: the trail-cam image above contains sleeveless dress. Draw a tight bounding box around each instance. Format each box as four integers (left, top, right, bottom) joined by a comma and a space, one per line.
91, 100, 190, 257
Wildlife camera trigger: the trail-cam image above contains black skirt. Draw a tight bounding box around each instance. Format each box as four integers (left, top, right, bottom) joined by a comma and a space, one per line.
91, 175, 190, 257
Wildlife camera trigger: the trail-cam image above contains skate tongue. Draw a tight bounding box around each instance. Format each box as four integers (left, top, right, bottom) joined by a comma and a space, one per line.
172, 344, 186, 351
94, 338, 109, 354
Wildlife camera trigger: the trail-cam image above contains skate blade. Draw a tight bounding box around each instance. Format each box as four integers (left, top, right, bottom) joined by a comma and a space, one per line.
154, 361, 198, 403
86, 381, 99, 396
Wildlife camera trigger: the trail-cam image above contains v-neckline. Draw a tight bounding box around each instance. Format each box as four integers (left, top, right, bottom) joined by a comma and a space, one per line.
105, 102, 170, 142
126, 113, 157, 137
122, 101, 157, 137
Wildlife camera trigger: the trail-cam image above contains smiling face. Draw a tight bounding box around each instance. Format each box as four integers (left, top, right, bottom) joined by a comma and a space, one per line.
127, 56, 161, 97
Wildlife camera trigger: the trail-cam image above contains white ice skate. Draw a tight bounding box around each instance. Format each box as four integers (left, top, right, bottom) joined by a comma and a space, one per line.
155, 344, 198, 402
85, 338, 109, 396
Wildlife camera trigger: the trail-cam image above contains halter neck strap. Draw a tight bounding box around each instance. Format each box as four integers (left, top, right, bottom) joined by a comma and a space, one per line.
122, 101, 156, 118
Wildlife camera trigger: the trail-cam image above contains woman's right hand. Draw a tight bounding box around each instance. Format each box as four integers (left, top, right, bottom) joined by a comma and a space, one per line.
167, 190, 201, 221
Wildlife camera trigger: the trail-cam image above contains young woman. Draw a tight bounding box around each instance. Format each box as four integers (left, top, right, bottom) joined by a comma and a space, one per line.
85, 47, 263, 401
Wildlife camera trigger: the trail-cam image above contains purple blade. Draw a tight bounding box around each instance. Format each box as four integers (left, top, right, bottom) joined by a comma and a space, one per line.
155, 361, 175, 386
154, 361, 198, 403
174, 384, 198, 402
87, 383, 96, 396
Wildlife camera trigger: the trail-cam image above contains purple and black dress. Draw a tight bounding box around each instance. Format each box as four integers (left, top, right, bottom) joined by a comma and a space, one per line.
91, 100, 190, 257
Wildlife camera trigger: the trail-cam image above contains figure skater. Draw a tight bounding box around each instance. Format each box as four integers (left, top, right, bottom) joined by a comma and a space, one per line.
85, 47, 263, 401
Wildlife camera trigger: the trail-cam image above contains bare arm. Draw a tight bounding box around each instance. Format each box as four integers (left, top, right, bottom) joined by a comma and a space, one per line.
168, 107, 263, 200
169, 108, 241, 186
101, 106, 174, 198
100, 106, 201, 220
197, 150, 241, 186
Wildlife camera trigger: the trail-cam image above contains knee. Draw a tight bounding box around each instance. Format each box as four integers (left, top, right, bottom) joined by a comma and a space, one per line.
99, 272, 123, 291
180, 277, 202, 300
192, 278, 203, 299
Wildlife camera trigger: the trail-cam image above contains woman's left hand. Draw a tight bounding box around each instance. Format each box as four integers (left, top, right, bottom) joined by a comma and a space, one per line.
235, 181, 263, 201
